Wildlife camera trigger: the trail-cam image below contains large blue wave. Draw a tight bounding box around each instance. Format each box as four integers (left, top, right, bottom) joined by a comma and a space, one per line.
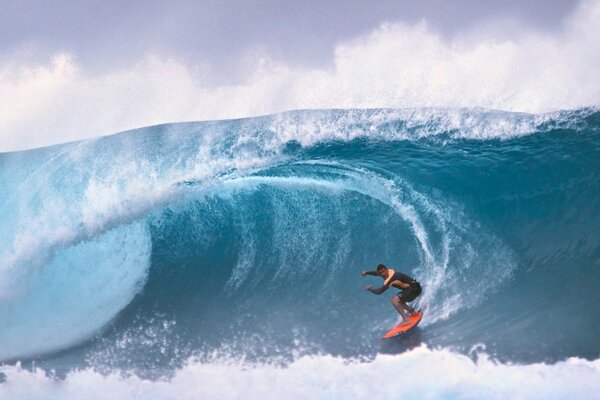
0, 108, 598, 380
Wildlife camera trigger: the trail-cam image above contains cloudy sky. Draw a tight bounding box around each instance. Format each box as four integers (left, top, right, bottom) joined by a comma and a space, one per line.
1, 0, 599, 151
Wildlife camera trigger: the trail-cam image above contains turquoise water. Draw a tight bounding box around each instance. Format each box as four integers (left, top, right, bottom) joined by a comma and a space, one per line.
0, 108, 599, 396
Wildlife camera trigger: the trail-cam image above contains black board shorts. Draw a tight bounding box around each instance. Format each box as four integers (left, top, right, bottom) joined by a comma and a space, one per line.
397, 282, 422, 303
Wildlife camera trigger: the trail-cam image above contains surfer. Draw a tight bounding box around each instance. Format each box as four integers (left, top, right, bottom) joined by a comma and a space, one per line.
362, 264, 422, 322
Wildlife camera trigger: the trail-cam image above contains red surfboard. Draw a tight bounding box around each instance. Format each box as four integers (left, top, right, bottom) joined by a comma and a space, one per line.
382, 310, 423, 339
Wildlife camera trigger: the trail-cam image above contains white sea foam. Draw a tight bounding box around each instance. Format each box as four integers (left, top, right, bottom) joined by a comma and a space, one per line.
1, 347, 598, 400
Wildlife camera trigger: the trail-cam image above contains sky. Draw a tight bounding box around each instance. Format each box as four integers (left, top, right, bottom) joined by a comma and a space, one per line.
1, 0, 599, 151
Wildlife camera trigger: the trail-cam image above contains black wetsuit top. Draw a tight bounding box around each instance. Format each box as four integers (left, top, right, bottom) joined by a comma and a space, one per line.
365, 269, 418, 295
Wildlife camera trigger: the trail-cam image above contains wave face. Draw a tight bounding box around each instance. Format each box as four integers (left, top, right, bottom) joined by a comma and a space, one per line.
0, 108, 599, 397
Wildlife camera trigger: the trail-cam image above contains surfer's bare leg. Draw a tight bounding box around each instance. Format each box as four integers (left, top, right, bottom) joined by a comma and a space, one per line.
403, 302, 416, 315
396, 299, 417, 316
391, 296, 409, 321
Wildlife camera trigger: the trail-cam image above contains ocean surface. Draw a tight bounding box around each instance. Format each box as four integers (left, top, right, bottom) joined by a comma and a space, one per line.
0, 108, 599, 399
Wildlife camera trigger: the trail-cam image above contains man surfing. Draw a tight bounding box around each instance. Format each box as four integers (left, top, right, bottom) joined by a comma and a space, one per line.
362, 264, 422, 323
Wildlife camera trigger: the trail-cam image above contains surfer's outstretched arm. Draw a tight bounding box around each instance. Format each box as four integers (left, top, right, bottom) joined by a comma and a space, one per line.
366, 284, 390, 295
361, 270, 379, 277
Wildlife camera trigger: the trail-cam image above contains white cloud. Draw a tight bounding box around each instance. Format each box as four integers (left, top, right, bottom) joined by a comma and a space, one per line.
1, 0, 599, 152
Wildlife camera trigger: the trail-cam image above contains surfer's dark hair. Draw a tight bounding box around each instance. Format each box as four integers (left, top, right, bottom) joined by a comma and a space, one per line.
376, 264, 388, 271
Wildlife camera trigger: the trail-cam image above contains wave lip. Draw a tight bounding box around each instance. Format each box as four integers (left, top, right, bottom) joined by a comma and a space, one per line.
0, 222, 151, 361
267, 107, 597, 145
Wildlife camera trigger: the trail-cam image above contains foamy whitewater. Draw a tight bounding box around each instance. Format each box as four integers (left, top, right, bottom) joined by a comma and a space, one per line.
0, 107, 599, 399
